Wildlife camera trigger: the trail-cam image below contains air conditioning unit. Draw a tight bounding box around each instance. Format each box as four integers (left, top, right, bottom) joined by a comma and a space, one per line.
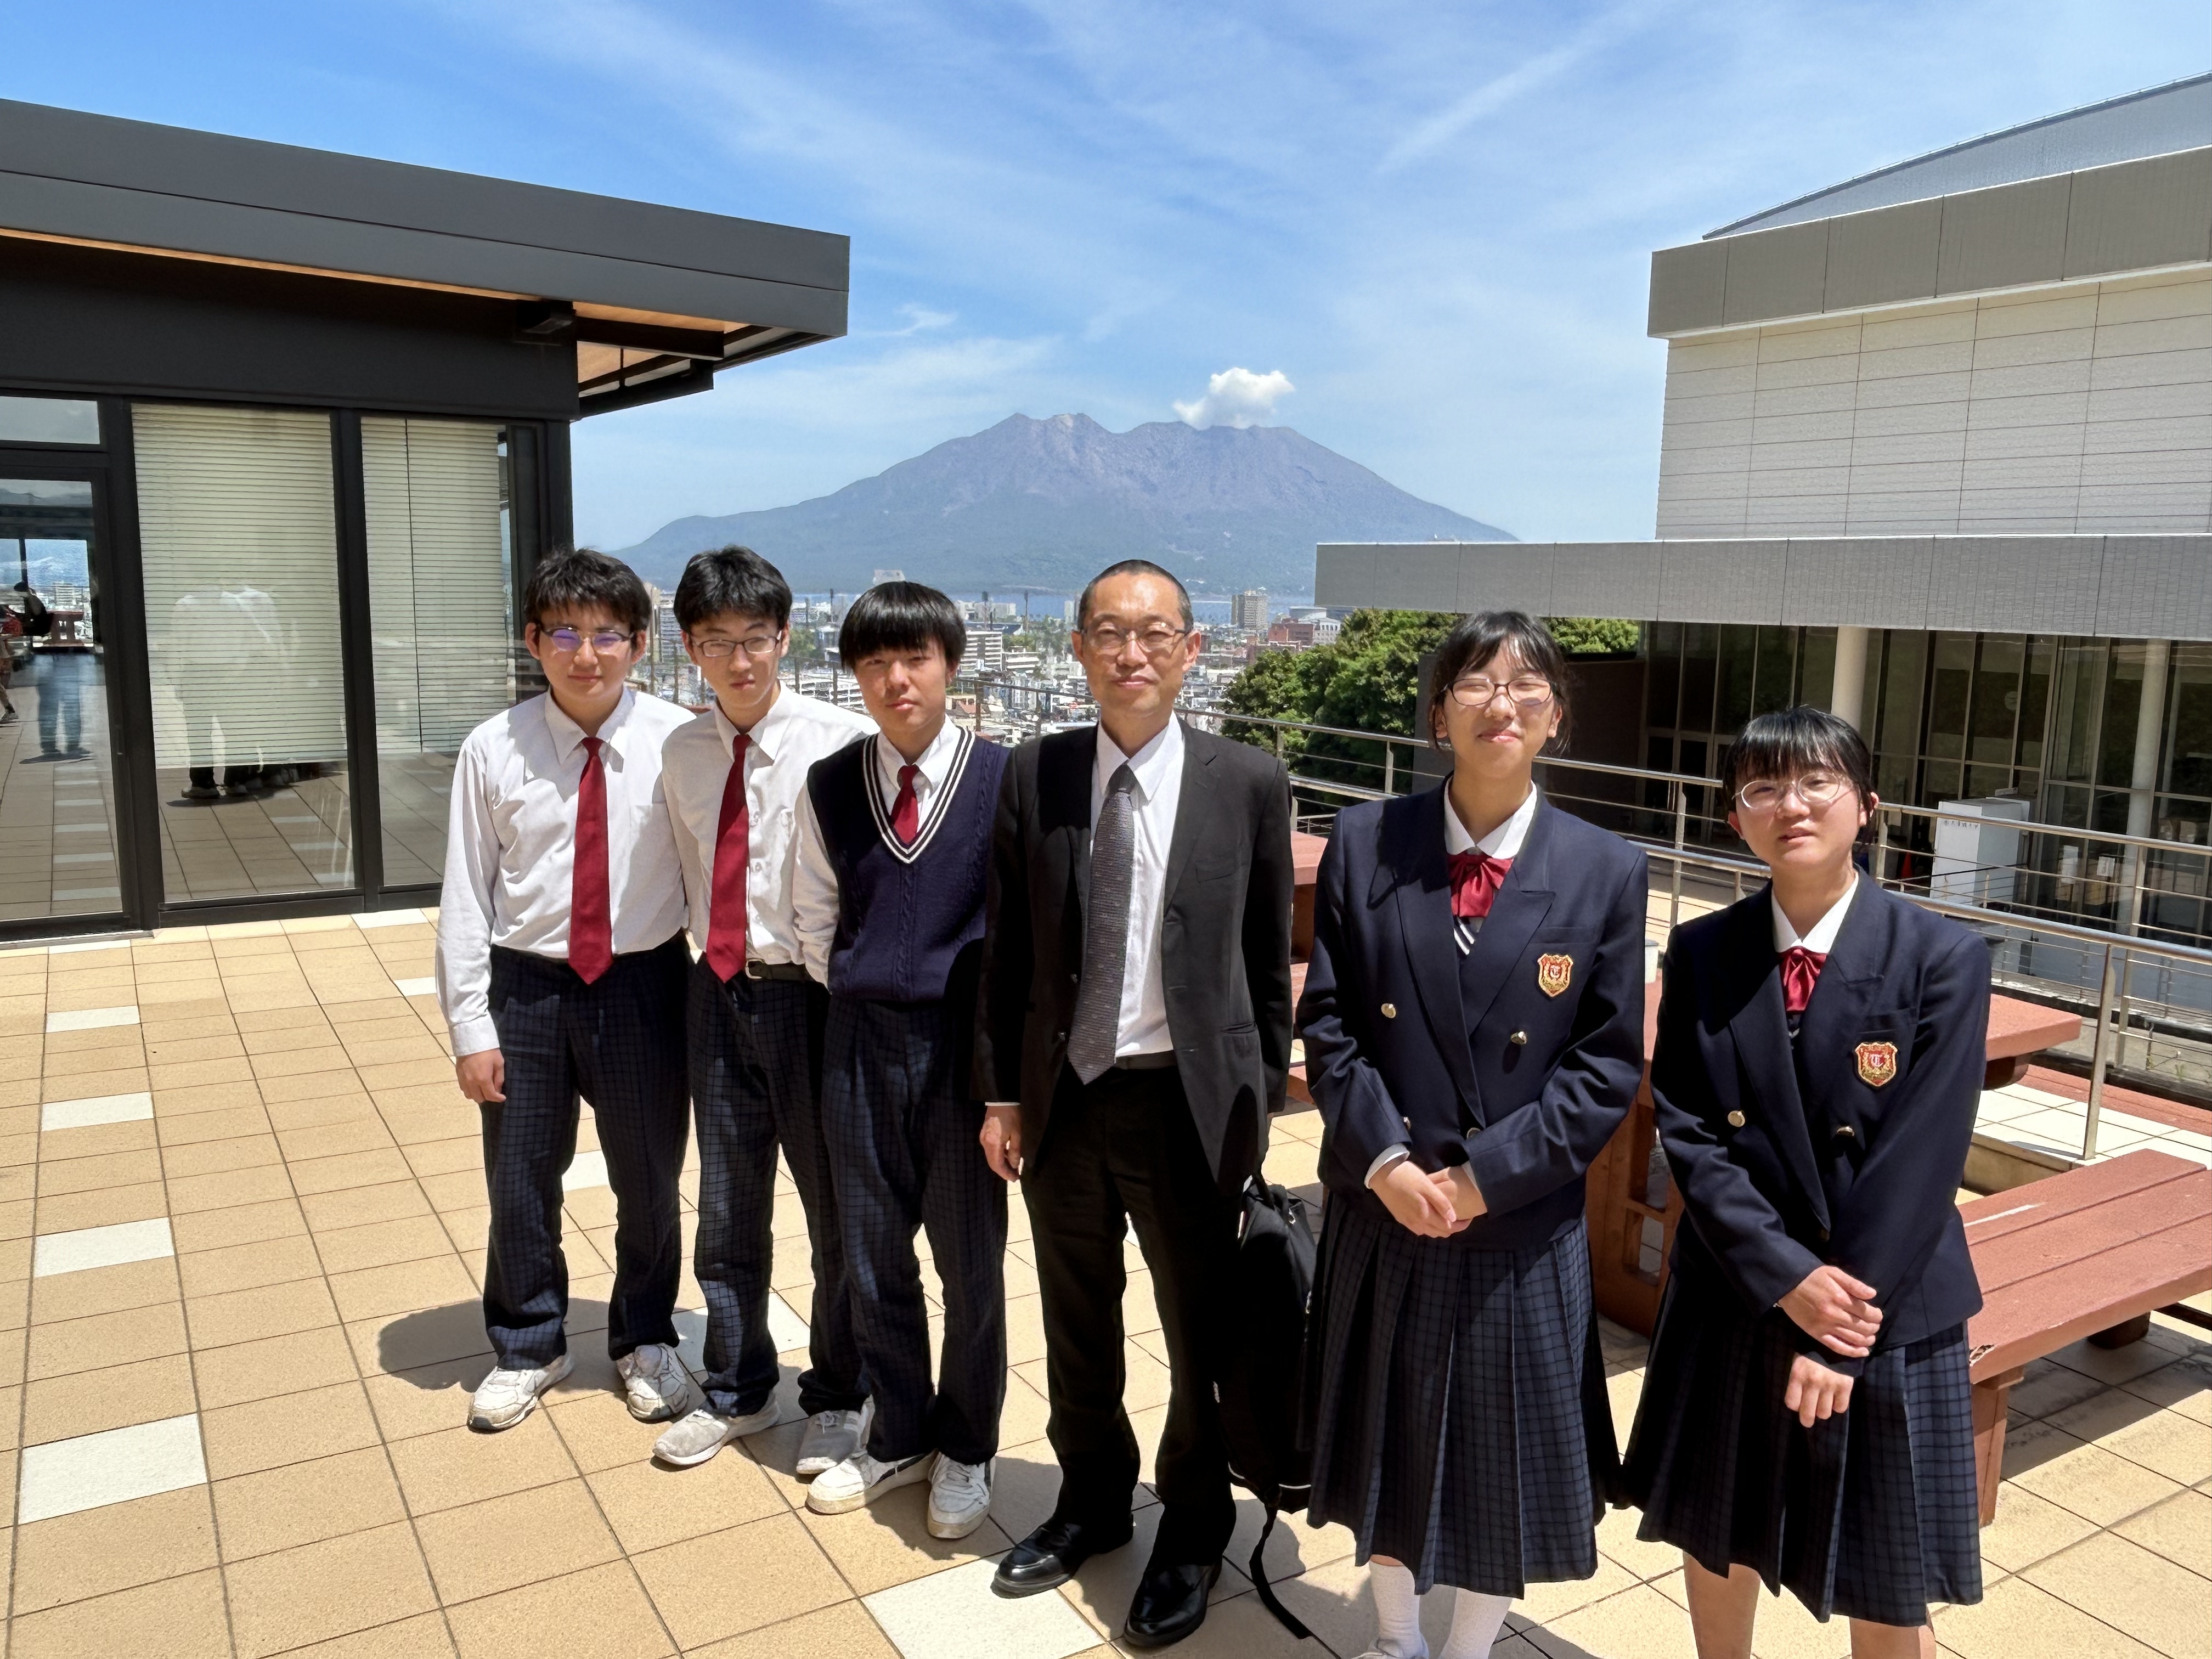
1932, 795, 2033, 907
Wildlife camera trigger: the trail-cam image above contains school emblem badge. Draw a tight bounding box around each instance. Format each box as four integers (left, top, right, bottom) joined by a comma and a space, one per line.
1536, 954, 1573, 998
1855, 1041, 1899, 1087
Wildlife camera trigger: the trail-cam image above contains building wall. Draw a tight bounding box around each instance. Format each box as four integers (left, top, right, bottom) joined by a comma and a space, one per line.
1657, 267, 2211, 540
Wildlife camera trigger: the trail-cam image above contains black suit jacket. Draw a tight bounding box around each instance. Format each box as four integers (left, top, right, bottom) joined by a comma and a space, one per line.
1652, 879, 1988, 1374
972, 719, 1296, 1193
1296, 786, 1649, 1249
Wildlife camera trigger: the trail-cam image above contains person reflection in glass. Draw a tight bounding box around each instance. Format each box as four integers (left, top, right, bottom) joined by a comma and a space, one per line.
171, 581, 284, 797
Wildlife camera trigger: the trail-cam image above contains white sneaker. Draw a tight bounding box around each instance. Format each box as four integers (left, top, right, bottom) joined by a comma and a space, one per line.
617, 1344, 698, 1423
796, 1405, 870, 1478
926, 1455, 994, 1539
468, 1352, 572, 1431
806, 1448, 935, 1515
653, 1401, 781, 1468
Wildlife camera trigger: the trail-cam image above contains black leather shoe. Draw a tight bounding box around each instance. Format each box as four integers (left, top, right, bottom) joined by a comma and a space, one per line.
1121, 1559, 1221, 1649
991, 1517, 1134, 1598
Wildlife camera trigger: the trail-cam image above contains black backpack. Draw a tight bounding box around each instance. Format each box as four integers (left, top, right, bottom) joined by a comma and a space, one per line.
1216, 1177, 1318, 1638
17, 590, 50, 638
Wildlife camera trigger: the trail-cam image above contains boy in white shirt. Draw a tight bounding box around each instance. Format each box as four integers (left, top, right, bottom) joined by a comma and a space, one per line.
435, 548, 698, 1432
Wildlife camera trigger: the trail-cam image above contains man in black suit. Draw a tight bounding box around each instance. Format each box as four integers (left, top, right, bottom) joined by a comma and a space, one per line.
973, 559, 1295, 1649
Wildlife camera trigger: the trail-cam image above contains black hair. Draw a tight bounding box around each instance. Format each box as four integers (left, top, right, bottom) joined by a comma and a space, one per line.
523, 548, 650, 637
839, 580, 966, 670
1721, 706, 1875, 805
1077, 558, 1193, 631
674, 545, 792, 633
1424, 610, 1572, 752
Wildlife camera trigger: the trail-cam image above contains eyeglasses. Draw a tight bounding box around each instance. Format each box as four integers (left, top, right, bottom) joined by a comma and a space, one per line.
1449, 675, 1553, 710
1082, 624, 1188, 657
691, 634, 781, 659
541, 626, 635, 654
1735, 771, 1853, 814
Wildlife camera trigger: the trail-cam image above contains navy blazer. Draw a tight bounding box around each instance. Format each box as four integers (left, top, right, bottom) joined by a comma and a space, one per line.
1652, 880, 1988, 1373
1296, 786, 1649, 1250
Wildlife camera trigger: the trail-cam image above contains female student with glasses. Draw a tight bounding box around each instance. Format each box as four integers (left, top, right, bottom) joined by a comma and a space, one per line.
1296, 612, 1649, 1659
1623, 706, 1988, 1657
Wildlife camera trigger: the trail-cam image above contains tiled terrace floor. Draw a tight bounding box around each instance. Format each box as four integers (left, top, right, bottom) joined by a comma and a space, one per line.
1, 913, 2208, 1659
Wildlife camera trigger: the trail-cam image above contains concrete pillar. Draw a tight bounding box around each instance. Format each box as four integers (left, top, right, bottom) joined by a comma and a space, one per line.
2126, 640, 2171, 840
1830, 625, 1871, 730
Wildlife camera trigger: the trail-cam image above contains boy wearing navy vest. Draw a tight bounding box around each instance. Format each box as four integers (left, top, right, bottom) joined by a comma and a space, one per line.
792, 582, 1009, 1539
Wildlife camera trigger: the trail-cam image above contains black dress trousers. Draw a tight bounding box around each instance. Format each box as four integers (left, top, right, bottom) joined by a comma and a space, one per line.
1022, 1062, 1242, 1565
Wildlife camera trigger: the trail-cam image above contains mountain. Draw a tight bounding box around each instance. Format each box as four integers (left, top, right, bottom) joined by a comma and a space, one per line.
613, 413, 1513, 595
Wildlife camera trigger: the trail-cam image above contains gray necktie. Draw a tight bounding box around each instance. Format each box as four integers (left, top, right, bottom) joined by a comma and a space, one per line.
1068, 762, 1139, 1083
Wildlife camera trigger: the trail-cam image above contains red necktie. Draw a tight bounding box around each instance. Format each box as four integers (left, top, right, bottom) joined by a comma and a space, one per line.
703, 733, 753, 982
568, 736, 613, 984
891, 763, 920, 844
1782, 945, 1826, 1014
1449, 849, 1513, 920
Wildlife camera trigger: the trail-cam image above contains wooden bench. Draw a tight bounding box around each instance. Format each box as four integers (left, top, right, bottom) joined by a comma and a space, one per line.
1959, 1150, 2212, 1522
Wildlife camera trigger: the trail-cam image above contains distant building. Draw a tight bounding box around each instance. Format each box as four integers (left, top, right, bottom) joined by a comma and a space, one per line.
1062, 599, 1079, 627
973, 630, 1006, 672
1266, 619, 1317, 650
1232, 589, 1269, 631
872, 568, 904, 586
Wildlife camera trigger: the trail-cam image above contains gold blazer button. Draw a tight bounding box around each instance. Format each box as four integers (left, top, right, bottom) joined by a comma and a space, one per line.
1380, 1003, 1397, 1019
1509, 1030, 1528, 1045
1726, 1109, 1746, 1128
1835, 1124, 1857, 1139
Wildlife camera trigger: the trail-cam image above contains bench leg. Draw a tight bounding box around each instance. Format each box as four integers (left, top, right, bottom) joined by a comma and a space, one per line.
2088, 1312, 2152, 1350
1972, 1367, 2024, 1527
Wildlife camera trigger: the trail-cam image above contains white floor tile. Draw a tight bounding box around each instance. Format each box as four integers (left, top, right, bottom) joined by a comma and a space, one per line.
392, 976, 437, 997
41, 1091, 155, 1132
562, 1149, 609, 1192
49, 939, 129, 955
34, 1217, 176, 1277
865, 1556, 1099, 1659
769, 1291, 811, 1354
2103, 1109, 2178, 1138
45, 1004, 139, 1032
18, 1413, 207, 1523
356, 909, 425, 929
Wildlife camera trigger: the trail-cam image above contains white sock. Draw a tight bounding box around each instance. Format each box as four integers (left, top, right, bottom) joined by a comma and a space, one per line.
1437, 1589, 1512, 1659
1368, 1559, 1427, 1659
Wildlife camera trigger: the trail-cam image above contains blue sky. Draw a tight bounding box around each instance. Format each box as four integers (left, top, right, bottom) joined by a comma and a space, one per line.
12, 3, 2205, 551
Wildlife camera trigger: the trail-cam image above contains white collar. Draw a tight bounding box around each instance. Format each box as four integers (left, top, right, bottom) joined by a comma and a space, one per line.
543, 686, 635, 763
1097, 715, 1184, 803
877, 718, 964, 788
715, 684, 791, 760
1445, 783, 1539, 860
1773, 874, 1860, 955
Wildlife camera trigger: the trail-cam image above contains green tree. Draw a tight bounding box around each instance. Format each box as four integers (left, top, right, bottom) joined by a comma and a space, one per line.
1546, 617, 1641, 655
1223, 610, 1456, 789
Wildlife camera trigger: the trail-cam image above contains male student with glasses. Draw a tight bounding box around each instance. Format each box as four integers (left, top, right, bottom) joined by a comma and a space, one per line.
436, 548, 700, 1433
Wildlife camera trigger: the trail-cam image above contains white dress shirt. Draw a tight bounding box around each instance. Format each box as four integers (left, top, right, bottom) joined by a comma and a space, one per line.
1771, 873, 1859, 954
435, 687, 695, 1056
1094, 715, 1186, 1059
1367, 783, 1545, 1188
792, 717, 966, 984
661, 686, 875, 967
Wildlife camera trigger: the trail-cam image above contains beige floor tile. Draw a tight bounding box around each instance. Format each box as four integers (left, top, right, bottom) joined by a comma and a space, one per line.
316, 1213, 456, 1275
167, 1163, 297, 1215
150, 1057, 259, 1091
12, 1483, 218, 1613
240, 1022, 343, 1056
224, 1519, 438, 1659
170, 1195, 307, 1253
349, 1302, 494, 1379
33, 1144, 163, 1196
213, 1441, 409, 1558
267, 1093, 381, 1132
157, 1103, 275, 1144
1530, 1580, 1701, 1658
1980, 1480, 2103, 1572
2019, 1529, 2212, 1659
633, 1511, 850, 1648
194, 1324, 361, 1409
43, 1064, 152, 1101
544, 1386, 661, 1474
2121, 1351, 2212, 1427
31, 1178, 168, 1232
804, 1482, 1015, 1598
28, 1253, 179, 1325
7, 1565, 232, 1659
25, 1299, 188, 1379
21, 1351, 198, 1446
177, 1231, 323, 1297
2093, 1406, 2212, 1488
1594, 1500, 1683, 1582
398, 1135, 481, 1177
388, 1410, 578, 1514
1934, 1572, 2164, 1658
186, 1276, 340, 1349
279, 1118, 400, 1164
145, 1032, 248, 1064
2112, 1483, 2212, 1579
585, 1444, 787, 1552
414, 1475, 623, 1601
303, 1179, 435, 1232
163, 1132, 286, 1178
278, 1611, 457, 1659
326, 1253, 478, 1323
445, 1559, 675, 1659
291, 1149, 417, 1196
686, 1600, 900, 1659
37, 1117, 159, 1159
2045, 1334, 2191, 1389
2005, 1420, 2186, 1526
202, 1378, 382, 1478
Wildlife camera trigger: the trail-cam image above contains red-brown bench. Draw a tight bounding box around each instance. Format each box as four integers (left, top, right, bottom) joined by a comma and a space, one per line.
1959, 1150, 2212, 1522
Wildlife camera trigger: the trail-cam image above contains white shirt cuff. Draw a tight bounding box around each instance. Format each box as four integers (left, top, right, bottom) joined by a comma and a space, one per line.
1365, 1144, 1412, 1188
449, 1017, 501, 1059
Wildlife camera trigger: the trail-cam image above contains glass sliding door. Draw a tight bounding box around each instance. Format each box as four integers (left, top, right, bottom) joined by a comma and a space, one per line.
0, 470, 122, 924
362, 417, 520, 889
134, 405, 355, 901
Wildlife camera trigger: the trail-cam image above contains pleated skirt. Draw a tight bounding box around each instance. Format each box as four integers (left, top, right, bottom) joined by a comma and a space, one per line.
1303, 1195, 1619, 1597
1622, 1269, 1983, 1627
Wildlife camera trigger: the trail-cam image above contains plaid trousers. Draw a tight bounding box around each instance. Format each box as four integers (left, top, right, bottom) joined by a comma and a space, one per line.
687, 959, 867, 1418
822, 996, 1007, 1466
479, 938, 691, 1370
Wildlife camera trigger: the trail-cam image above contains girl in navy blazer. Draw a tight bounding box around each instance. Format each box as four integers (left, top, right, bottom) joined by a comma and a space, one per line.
1298, 613, 1647, 1659
1624, 707, 1988, 1654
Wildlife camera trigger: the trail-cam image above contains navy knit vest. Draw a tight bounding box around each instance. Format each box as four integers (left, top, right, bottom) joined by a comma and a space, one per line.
806, 729, 1006, 1003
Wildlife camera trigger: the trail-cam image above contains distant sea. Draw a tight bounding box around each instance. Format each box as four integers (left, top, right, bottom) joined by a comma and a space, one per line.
791, 590, 1317, 624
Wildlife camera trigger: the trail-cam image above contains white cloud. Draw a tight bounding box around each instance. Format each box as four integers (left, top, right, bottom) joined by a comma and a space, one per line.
1173, 366, 1295, 429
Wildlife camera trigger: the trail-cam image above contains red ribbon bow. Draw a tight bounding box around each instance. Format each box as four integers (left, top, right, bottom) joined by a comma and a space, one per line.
1781, 945, 1826, 1014
1449, 849, 1512, 920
